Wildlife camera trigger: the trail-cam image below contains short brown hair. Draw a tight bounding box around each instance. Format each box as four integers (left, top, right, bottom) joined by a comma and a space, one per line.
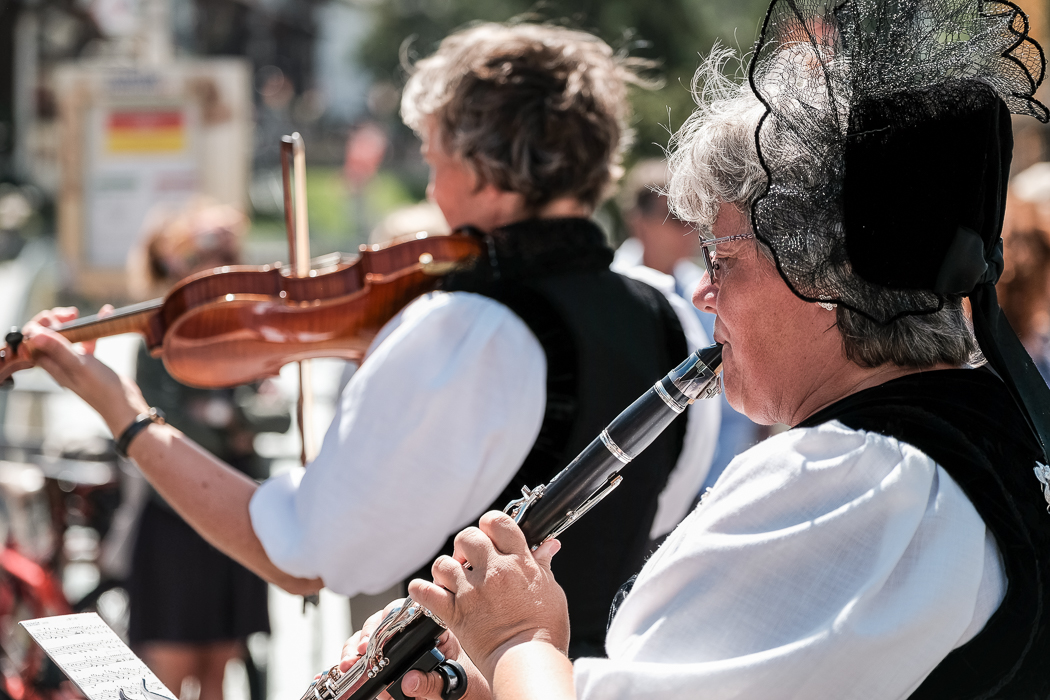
402, 23, 643, 211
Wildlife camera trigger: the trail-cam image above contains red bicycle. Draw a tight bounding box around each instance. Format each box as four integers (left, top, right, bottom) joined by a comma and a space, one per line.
0, 439, 122, 700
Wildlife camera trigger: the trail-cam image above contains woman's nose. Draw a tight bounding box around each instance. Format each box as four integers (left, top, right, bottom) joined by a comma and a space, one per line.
692, 272, 717, 314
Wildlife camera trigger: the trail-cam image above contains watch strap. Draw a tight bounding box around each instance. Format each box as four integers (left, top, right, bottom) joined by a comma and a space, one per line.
115, 407, 166, 458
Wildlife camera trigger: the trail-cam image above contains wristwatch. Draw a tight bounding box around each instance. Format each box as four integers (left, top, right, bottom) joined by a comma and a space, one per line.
115, 407, 166, 459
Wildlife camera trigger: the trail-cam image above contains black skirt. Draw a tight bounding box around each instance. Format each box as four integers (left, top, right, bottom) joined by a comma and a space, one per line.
128, 502, 270, 645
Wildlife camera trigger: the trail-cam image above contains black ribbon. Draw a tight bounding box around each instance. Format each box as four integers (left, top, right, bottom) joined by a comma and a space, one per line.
970, 281, 1050, 466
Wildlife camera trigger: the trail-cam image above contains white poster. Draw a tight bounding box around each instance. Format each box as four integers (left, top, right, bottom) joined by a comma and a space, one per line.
85, 103, 199, 267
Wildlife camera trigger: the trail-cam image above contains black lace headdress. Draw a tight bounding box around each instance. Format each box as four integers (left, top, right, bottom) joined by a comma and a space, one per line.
747, 0, 1050, 463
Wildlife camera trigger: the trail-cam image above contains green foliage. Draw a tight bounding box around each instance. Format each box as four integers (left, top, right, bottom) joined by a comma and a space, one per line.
247, 168, 415, 255
306, 167, 351, 238
356, 0, 770, 160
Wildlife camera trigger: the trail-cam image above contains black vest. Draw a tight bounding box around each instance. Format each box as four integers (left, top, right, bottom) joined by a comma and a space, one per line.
409, 218, 689, 659
800, 368, 1050, 699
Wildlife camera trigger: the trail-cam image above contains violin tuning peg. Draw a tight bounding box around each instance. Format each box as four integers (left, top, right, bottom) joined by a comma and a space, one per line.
5, 328, 22, 353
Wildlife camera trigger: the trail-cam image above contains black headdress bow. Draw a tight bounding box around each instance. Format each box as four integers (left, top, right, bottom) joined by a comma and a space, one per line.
747, 0, 1050, 464
846, 82, 1050, 466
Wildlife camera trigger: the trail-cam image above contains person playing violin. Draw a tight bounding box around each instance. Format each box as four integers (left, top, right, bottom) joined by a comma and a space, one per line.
25, 22, 719, 658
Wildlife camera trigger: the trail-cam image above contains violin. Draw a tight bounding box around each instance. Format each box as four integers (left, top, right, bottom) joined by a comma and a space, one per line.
0, 232, 481, 389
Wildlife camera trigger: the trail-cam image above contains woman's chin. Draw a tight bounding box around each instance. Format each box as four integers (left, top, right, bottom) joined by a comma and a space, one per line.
724, 387, 746, 416
720, 370, 744, 414
721, 351, 756, 419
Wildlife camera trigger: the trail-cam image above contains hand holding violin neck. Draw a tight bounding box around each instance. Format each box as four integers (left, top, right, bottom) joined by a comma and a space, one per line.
56, 299, 162, 344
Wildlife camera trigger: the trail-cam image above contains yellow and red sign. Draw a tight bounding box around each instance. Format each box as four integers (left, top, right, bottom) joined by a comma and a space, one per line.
106, 110, 185, 153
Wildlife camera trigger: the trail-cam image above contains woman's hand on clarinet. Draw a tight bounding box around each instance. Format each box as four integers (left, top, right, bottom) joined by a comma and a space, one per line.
339, 600, 403, 673
338, 601, 491, 700
24, 306, 149, 437
409, 511, 569, 684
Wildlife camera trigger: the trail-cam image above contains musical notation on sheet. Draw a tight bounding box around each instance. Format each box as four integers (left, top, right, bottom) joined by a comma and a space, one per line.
20, 613, 177, 700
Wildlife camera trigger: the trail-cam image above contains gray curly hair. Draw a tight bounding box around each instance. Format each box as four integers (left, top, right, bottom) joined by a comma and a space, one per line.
666, 47, 977, 369
402, 23, 645, 212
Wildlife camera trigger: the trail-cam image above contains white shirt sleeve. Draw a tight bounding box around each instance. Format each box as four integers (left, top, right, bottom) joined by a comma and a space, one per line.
249, 291, 547, 596
574, 421, 1005, 700
617, 265, 721, 538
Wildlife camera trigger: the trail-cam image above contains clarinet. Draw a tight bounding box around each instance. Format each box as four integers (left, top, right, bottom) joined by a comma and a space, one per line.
301, 344, 724, 700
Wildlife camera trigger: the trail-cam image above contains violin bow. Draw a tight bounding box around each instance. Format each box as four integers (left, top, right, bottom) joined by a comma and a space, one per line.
280, 133, 318, 467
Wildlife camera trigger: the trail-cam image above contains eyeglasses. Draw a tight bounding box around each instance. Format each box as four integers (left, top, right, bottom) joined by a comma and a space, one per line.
699, 232, 756, 284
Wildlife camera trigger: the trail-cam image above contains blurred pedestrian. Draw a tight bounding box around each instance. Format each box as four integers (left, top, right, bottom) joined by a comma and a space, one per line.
614, 159, 703, 287
999, 163, 1050, 380
125, 199, 288, 700
614, 160, 762, 491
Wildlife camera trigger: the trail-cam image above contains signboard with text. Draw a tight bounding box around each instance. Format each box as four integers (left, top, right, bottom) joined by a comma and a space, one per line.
55, 60, 251, 299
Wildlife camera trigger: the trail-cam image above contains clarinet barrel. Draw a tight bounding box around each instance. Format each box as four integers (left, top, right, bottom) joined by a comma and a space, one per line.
515, 343, 723, 545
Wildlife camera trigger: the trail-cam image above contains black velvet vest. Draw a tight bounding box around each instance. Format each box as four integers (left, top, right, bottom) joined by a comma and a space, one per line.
799, 368, 1050, 699
409, 218, 689, 659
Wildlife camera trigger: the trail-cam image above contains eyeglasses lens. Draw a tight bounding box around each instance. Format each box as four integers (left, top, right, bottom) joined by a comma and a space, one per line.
702, 243, 717, 283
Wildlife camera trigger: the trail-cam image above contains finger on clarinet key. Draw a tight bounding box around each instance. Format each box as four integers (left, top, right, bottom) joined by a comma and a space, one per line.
431, 555, 467, 592
478, 511, 528, 555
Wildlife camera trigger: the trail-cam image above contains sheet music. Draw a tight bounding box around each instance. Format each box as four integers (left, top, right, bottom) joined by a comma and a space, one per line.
20, 613, 176, 700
